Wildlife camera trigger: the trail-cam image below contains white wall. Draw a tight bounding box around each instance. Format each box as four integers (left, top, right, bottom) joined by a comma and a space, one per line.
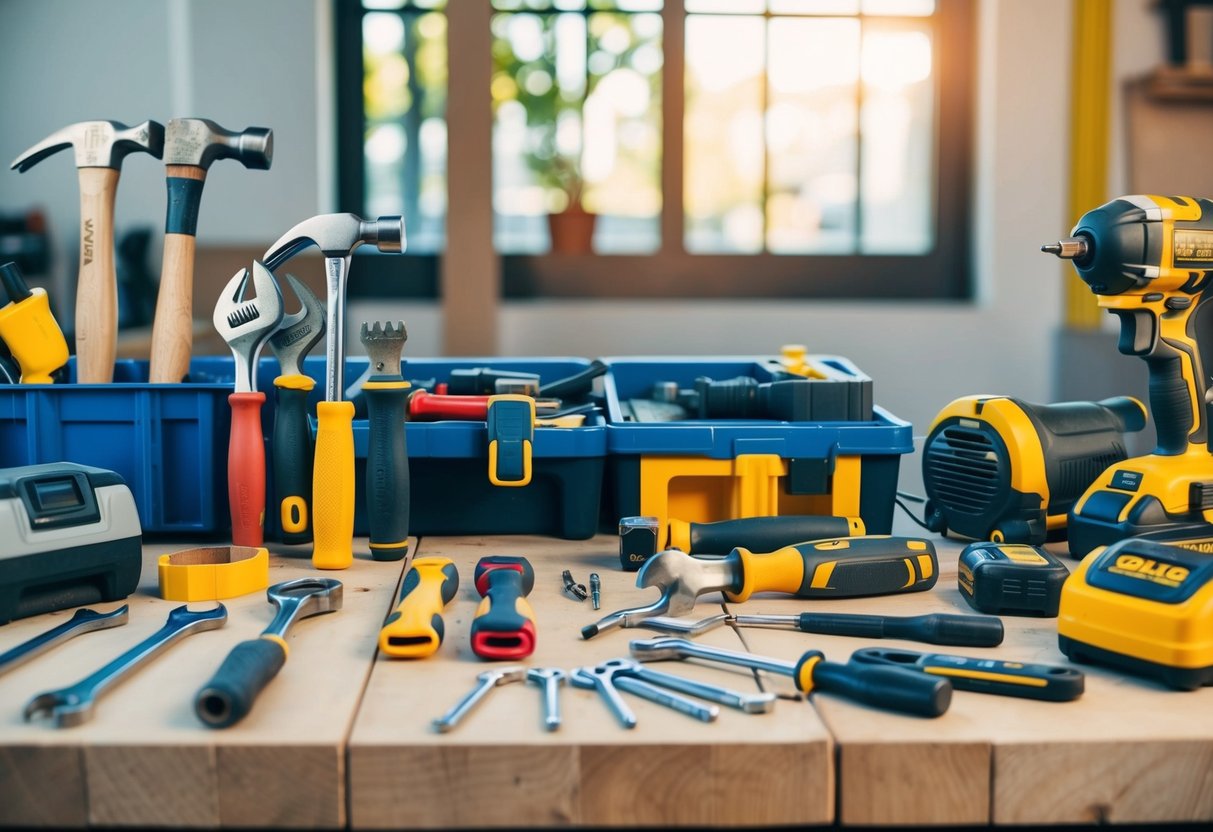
0, 0, 1170, 463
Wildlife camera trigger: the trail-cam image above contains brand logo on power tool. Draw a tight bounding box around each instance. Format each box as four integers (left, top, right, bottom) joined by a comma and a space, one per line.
1108, 554, 1190, 587
82, 219, 94, 266
628, 553, 647, 562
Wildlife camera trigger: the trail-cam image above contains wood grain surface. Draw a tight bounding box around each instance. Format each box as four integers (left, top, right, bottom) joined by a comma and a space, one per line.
0, 538, 407, 828
2, 529, 1212, 828
347, 535, 833, 829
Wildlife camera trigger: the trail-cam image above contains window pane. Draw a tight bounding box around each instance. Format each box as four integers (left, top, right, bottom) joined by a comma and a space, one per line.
860, 19, 934, 253
769, 0, 859, 13
862, 0, 935, 15
685, 1, 765, 12
766, 17, 860, 253
684, 14, 765, 253
363, 10, 448, 252
492, 10, 662, 253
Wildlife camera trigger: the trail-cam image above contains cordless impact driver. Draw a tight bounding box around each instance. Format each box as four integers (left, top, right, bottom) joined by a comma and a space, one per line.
1045, 195, 1213, 557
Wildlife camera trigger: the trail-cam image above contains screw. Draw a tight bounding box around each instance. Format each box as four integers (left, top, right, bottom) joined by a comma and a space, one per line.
589, 573, 601, 610
562, 569, 588, 601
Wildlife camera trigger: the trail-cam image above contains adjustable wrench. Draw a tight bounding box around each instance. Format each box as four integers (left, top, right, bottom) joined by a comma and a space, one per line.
24, 605, 227, 727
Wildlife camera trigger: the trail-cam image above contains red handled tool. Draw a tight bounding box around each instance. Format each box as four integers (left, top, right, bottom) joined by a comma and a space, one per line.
408, 389, 559, 421
470, 556, 536, 660
212, 262, 283, 547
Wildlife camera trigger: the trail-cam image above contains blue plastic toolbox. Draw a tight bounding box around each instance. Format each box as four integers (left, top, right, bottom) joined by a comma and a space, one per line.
0, 358, 234, 534
603, 355, 913, 542
260, 356, 607, 540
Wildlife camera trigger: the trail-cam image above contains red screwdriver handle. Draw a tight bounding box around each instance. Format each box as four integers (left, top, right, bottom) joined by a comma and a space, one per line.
409, 390, 490, 421
228, 391, 267, 547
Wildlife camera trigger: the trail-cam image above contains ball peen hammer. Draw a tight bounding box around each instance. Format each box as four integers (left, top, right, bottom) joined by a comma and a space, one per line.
149, 118, 272, 383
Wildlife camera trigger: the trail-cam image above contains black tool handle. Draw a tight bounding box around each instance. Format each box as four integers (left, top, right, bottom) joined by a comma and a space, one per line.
796, 612, 1004, 647
365, 382, 410, 560
539, 359, 608, 401
681, 515, 860, 555
273, 382, 314, 544
194, 637, 287, 729
805, 655, 951, 717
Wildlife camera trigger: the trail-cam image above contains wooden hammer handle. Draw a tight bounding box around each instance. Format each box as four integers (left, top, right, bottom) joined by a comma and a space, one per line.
75, 167, 119, 383
149, 165, 206, 383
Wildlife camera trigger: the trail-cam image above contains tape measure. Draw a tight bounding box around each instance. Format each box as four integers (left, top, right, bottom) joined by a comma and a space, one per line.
0, 462, 142, 623
958, 542, 1069, 617
1058, 538, 1213, 690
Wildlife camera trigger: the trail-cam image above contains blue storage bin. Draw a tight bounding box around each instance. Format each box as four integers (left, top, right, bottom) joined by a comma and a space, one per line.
260, 356, 607, 539
0, 358, 235, 534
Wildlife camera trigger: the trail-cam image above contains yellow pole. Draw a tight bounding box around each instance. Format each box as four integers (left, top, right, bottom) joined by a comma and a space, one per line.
1065, 0, 1112, 330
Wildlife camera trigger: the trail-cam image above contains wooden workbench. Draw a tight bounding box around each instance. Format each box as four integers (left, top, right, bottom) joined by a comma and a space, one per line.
0, 530, 1210, 828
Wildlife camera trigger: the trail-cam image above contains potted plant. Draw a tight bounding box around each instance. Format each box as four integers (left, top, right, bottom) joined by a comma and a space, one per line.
542, 152, 596, 254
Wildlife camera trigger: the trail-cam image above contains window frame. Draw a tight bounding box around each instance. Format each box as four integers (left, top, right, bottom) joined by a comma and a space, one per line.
335, 0, 975, 301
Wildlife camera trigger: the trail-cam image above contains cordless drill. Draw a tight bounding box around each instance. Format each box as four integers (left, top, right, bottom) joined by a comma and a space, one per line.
1045, 195, 1213, 557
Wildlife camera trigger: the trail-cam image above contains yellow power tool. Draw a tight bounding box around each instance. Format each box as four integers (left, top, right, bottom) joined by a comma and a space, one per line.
1045, 195, 1213, 557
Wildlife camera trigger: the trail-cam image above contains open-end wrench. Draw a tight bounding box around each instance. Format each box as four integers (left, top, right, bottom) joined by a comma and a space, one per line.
526, 667, 566, 731
571, 665, 717, 724
24, 605, 227, 728
600, 657, 776, 714
629, 637, 952, 718
195, 578, 342, 728
0, 606, 129, 677
433, 666, 526, 733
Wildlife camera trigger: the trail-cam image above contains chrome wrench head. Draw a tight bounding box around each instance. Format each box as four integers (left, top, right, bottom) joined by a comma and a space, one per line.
526, 667, 567, 732
582, 549, 737, 640
24, 604, 227, 728
268, 274, 326, 378
571, 664, 637, 729
213, 261, 284, 393
433, 666, 526, 733
262, 578, 343, 640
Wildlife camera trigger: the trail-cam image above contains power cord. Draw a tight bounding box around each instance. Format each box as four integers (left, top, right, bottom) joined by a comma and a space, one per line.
895, 490, 932, 531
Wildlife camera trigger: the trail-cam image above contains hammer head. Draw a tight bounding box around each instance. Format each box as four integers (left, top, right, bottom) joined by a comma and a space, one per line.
11, 120, 165, 172
262, 213, 405, 272
163, 118, 273, 171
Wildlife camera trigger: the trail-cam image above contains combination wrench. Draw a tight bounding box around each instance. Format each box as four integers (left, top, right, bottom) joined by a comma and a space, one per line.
24, 605, 227, 728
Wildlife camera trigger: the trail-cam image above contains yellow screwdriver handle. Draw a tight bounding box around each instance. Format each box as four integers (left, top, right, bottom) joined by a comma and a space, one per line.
727, 536, 938, 603
312, 400, 356, 570
379, 557, 459, 659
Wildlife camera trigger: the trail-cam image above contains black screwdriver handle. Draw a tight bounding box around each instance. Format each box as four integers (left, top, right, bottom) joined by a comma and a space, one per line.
195, 637, 287, 729
365, 381, 410, 561
273, 380, 314, 544
676, 514, 863, 554
802, 653, 952, 718
796, 612, 1004, 647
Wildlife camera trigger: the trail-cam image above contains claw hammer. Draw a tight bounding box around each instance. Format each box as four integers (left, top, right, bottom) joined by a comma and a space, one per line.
263, 213, 404, 569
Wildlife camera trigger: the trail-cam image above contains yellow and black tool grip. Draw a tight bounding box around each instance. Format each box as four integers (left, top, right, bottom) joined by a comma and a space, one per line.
795, 650, 951, 717
312, 400, 356, 570
273, 375, 315, 544
364, 380, 411, 561
378, 557, 458, 659
795, 612, 1004, 647
470, 556, 536, 660
670, 514, 865, 555
194, 636, 288, 729
849, 648, 1085, 701
726, 536, 937, 603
